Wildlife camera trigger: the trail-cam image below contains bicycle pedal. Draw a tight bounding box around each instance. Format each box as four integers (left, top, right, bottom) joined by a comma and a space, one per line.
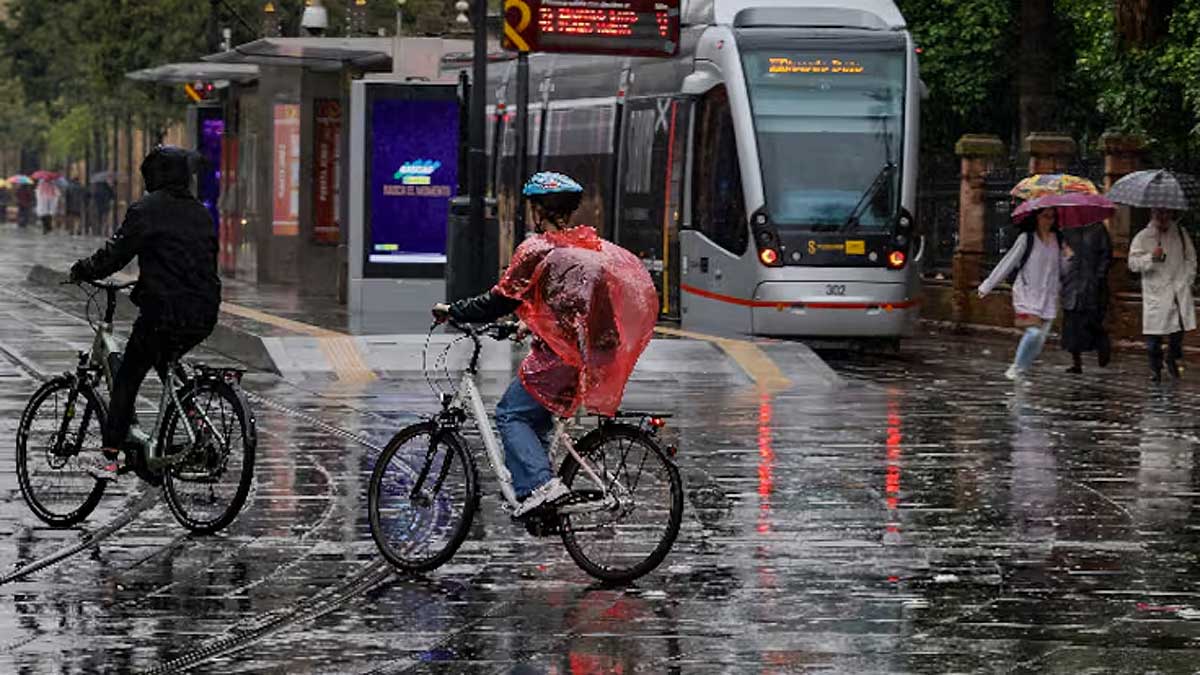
520, 511, 561, 537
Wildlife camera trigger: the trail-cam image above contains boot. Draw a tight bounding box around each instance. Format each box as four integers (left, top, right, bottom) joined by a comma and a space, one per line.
1166, 357, 1182, 379
1097, 335, 1112, 368
1066, 352, 1083, 374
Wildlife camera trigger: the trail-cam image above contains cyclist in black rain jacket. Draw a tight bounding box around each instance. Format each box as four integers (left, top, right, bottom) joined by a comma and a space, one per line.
70, 145, 221, 481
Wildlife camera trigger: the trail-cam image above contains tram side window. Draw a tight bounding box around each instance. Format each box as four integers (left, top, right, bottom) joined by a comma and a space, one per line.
692, 87, 747, 256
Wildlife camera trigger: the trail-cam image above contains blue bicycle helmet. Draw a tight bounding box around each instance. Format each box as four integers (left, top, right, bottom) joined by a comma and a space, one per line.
523, 171, 584, 218
522, 171, 584, 197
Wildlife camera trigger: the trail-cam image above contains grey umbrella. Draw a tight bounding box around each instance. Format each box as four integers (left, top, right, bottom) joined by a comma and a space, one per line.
1107, 169, 1200, 210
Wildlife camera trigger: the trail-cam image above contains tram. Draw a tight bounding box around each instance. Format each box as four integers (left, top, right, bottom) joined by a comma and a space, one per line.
468, 0, 922, 340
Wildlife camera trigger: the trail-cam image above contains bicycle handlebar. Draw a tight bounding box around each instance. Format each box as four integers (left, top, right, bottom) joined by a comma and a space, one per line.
77, 279, 137, 291
439, 318, 520, 343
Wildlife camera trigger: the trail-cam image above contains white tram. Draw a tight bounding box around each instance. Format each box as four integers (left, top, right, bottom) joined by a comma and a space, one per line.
469, 0, 922, 340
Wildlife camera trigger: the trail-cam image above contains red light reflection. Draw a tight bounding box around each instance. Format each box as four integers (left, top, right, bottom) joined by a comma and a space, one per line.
885, 398, 902, 536
757, 393, 775, 534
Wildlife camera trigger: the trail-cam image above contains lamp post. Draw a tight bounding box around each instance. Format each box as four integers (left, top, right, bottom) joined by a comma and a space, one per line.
468, 0, 487, 277
396, 0, 406, 35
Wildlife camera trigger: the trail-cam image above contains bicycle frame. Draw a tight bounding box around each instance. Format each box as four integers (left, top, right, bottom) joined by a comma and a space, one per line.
80, 283, 225, 464
446, 343, 622, 516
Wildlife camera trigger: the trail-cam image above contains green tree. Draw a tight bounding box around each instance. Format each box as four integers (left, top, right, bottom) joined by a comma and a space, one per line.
896, 0, 1016, 155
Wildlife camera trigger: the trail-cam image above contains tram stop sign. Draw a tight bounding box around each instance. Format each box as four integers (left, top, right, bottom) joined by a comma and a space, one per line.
502, 0, 681, 57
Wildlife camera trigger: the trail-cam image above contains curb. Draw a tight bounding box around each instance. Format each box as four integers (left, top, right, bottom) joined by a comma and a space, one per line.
27, 264, 281, 374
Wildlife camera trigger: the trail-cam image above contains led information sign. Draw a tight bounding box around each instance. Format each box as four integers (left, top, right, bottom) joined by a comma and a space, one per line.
367, 97, 459, 268
766, 56, 865, 75
503, 0, 680, 57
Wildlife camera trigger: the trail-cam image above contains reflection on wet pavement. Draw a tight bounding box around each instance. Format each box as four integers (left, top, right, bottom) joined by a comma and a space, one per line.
4, 227, 1200, 672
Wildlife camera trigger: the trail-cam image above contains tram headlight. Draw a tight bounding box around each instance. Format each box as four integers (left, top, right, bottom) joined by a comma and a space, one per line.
887, 250, 907, 269
759, 248, 780, 266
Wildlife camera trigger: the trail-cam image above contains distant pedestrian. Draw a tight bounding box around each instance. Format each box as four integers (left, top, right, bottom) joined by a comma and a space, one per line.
1060, 221, 1113, 373
35, 178, 60, 233
15, 183, 34, 227
91, 180, 114, 235
1128, 208, 1197, 383
64, 178, 85, 235
978, 207, 1065, 380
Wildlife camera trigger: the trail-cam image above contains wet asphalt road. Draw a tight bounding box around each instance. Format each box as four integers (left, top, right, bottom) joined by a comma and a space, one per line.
4, 227, 1200, 673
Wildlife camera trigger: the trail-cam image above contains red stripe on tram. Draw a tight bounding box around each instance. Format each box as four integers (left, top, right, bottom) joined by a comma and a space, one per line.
679, 283, 919, 311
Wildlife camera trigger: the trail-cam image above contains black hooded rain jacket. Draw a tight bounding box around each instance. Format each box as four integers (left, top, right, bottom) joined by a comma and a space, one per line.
71, 146, 221, 330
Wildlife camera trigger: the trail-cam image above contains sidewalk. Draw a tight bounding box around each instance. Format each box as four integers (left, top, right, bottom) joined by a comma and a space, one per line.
7, 224, 825, 392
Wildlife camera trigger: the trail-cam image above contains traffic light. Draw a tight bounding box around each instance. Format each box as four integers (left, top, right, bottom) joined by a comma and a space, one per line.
184, 81, 217, 102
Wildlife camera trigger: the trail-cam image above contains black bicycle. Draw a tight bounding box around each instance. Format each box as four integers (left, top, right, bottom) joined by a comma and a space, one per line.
368, 320, 684, 584
15, 279, 257, 534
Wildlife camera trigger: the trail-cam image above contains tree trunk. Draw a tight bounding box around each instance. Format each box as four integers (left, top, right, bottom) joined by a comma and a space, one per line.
1016, 0, 1057, 144
1115, 0, 1176, 50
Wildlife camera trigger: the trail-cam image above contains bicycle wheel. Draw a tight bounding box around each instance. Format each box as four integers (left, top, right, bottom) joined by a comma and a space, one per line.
160, 379, 256, 534
16, 376, 108, 527
559, 424, 683, 584
369, 422, 478, 573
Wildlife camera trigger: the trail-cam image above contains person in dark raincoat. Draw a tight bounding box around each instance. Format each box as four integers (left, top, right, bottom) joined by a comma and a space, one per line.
1060, 221, 1112, 373
70, 146, 222, 481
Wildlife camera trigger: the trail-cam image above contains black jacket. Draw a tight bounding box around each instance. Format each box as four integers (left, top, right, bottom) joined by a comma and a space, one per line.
448, 290, 520, 323
1061, 222, 1112, 312
71, 146, 221, 330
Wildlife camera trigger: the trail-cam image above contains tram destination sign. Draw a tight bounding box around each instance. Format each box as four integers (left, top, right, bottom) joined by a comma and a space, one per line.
502, 0, 680, 57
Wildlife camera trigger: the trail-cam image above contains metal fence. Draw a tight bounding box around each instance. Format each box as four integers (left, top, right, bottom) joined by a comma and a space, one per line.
918, 155, 1107, 277
917, 153, 1200, 295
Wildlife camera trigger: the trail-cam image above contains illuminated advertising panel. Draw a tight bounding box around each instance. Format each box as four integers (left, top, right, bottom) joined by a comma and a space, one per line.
503, 0, 680, 57
363, 84, 461, 278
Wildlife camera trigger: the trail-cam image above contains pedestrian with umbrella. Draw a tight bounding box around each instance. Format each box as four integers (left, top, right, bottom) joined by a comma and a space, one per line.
1110, 169, 1199, 382
979, 193, 1116, 380
34, 171, 62, 233
1011, 175, 1113, 374
9, 175, 35, 228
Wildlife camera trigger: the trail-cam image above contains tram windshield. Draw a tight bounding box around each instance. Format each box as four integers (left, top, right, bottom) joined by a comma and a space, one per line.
741, 46, 906, 232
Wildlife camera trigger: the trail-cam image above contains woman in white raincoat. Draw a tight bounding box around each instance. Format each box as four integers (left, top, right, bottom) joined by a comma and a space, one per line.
1128, 208, 1197, 382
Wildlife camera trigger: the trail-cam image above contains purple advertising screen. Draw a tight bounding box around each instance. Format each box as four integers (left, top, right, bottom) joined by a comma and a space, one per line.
196, 108, 224, 231
368, 97, 460, 265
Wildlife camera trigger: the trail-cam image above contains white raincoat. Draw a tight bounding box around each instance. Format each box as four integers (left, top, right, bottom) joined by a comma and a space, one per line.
1128, 222, 1197, 335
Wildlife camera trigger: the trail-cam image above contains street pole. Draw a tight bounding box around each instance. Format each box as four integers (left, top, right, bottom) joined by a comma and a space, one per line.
468, 0, 487, 281
514, 51, 529, 251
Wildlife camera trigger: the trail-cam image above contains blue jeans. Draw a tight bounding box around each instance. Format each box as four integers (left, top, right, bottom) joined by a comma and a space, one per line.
495, 379, 554, 497
1014, 319, 1053, 372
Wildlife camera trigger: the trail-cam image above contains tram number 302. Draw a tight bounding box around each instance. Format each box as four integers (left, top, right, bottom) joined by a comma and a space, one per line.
825, 284, 847, 296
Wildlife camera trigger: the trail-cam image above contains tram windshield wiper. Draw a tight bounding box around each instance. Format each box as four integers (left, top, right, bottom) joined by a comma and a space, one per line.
842, 162, 896, 232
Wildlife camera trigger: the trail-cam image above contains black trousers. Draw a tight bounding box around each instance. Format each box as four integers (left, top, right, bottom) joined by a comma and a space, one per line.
104, 318, 209, 450
1146, 331, 1185, 374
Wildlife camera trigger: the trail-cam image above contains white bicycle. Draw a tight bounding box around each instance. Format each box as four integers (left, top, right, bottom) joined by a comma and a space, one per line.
367, 320, 683, 584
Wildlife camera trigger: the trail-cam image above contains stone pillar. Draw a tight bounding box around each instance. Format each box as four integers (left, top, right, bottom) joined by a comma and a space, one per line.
953, 134, 1006, 327
1100, 132, 1145, 257
1100, 132, 1145, 332
1024, 132, 1076, 175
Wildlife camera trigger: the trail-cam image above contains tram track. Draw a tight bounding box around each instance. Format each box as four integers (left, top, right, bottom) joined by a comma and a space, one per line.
0, 281, 410, 672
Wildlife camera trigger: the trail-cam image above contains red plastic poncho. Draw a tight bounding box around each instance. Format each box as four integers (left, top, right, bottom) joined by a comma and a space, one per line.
495, 225, 658, 417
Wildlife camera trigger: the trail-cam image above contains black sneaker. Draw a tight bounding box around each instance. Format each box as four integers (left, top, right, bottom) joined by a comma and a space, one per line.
1065, 365, 1082, 374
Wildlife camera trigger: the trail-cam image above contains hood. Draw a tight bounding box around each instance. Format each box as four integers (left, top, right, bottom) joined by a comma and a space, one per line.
140, 145, 194, 194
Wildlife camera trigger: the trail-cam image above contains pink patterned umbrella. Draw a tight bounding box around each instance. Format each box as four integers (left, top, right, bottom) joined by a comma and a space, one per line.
1011, 192, 1116, 229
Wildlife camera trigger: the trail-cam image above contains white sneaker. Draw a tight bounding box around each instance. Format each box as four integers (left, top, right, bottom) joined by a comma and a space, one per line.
82, 452, 122, 481
1004, 365, 1021, 381
513, 477, 571, 518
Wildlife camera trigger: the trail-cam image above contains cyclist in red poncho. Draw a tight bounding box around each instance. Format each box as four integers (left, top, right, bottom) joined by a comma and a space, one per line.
434, 172, 657, 518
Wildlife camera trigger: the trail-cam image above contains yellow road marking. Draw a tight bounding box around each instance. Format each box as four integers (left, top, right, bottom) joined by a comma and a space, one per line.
654, 326, 791, 393
219, 301, 342, 338
103, 272, 376, 382
218, 303, 375, 382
